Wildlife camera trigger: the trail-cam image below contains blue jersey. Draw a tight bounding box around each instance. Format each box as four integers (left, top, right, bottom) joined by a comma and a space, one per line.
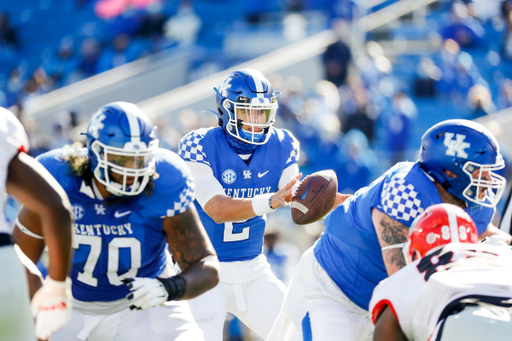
37, 148, 195, 302
178, 127, 299, 262
314, 161, 494, 310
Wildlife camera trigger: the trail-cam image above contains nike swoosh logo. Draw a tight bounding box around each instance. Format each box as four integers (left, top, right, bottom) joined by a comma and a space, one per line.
114, 210, 131, 218
258, 170, 269, 178
299, 180, 311, 200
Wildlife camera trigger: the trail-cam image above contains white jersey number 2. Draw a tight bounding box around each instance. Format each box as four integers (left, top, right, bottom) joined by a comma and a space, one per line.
73, 235, 141, 287
223, 222, 250, 242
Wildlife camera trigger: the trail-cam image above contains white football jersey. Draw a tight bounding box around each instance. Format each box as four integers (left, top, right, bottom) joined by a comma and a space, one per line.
369, 243, 512, 341
0, 108, 29, 234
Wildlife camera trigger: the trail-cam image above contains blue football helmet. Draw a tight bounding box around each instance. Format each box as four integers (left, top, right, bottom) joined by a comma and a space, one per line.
214, 69, 278, 146
420, 119, 505, 208
85, 102, 159, 196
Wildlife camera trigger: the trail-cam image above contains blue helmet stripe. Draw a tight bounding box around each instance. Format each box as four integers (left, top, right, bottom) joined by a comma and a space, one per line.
251, 71, 265, 99
119, 102, 141, 144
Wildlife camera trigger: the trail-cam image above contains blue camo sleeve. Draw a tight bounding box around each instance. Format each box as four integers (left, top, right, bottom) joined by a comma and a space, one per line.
147, 149, 196, 218
374, 175, 432, 228
177, 130, 211, 166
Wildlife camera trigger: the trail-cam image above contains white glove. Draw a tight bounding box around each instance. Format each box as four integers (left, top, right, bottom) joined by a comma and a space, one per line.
31, 277, 71, 340
123, 278, 169, 310
480, 234, 511, 248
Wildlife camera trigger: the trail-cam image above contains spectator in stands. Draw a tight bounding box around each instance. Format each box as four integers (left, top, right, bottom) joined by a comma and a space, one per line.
341, 81, 376, 145
77, 38, 101, 78
96, 33, 135, 73
501, 8, 512, 60
322, 20, 352, 87
385, 91, 417, 165
18, 68, 52, 108
440, 1, 485, 47
5, 67, 24, 107
337, 128, 379, 194
496, 78, 512, 110
44, 36, 80, 87
163, 0, 202, 46
0, 12, 18, 49
328, 0, 365, 24
136, 1, 167, 51
413, 57, 441, 98
466, 84, 496, 119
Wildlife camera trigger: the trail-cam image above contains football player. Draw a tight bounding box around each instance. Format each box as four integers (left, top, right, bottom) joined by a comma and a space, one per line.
370, 203, 512, 341
177, 69, 335, 341
13, 102, 219, 340
267, 119, 511, 341
0, 107, 73, 340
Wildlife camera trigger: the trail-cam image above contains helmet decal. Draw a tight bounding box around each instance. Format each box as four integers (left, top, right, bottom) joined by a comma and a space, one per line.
443, 133, 470, 158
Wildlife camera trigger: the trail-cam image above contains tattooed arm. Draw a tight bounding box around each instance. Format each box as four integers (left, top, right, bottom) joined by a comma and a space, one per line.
372, 208, 409, 276
163, 204, 219, 300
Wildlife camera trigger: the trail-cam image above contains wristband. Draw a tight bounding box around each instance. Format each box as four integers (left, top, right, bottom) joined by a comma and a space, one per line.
252, 193, 277, 216
156, 275, 187, 301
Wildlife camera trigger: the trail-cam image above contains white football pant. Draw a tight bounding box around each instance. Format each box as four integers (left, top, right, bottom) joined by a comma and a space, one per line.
51, 300, 203, 341
268, 247, 373, 341
0, 245, 36, 341
188, 269, 286, 341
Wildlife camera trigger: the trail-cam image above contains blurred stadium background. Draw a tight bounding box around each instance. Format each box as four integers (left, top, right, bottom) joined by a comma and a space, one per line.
2, 0, 512, 339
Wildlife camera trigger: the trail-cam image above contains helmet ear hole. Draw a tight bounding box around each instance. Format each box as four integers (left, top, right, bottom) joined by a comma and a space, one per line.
217, 118, 223, 127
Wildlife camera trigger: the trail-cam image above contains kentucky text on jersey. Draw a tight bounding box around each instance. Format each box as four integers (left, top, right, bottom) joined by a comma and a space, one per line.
224, 187, 272, 198
36, 147, 195, 302
73, 223, 134, 236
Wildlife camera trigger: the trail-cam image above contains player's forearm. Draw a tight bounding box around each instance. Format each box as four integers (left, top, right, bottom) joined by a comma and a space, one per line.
479, 224, 512, 244
204, 195, 259, 223
176, 257, 220, 300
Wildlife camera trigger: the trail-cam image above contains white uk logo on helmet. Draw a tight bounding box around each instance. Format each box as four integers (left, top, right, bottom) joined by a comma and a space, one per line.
444, 133, 470, 158
88, 113, 106, 139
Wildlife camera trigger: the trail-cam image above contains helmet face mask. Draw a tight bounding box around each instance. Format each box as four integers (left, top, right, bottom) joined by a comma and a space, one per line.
420, 119, 506, 208
216, 69, 277, 146
461, 160, 505, 208
86, 102, 159, 197
403, 204, 478, 264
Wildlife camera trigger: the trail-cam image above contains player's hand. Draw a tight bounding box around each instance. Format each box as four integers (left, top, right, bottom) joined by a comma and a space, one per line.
272, 173, 302, 209
332, 193, 352, 211
123, 278, 168, 310
31, 277, 71, 340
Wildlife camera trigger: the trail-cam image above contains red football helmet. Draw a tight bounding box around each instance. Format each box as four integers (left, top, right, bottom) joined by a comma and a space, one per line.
403, 203, 478, 264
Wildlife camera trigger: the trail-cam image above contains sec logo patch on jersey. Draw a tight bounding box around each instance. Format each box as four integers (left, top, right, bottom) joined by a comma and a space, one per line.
222, 169, 237, 184
73, 204, 85, 221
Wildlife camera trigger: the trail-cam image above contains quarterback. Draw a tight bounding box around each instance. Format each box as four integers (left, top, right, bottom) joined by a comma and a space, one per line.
178, 69, 304, 340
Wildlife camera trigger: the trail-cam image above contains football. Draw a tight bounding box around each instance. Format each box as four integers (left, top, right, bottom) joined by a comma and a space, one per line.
291, 170, 338, 225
